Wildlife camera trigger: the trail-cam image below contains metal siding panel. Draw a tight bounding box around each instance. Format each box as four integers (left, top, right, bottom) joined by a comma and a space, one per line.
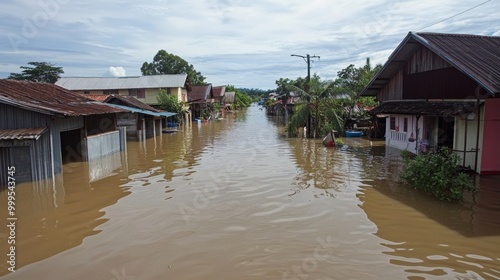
0, 104, 51, 129
86, 131, 120, 160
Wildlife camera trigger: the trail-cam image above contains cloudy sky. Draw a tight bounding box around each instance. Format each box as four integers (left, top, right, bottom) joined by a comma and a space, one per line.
1, 0, 499, 89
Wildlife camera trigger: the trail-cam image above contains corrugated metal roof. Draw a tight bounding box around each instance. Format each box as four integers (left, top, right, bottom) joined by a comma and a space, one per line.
361, 32, 500, 97
0, 79, 127, 116
104, 95, 162, 112
83, 95, 109, 102
0, 127, 48, 140
212, 86, 226, 98
56, 74, 188, 90
368, 100, 478, 116
188, 84, 212, 103
105, 103, 176, 117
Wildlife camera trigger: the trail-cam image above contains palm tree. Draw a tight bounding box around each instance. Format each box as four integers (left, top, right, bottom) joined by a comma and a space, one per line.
286, 76, 344, 138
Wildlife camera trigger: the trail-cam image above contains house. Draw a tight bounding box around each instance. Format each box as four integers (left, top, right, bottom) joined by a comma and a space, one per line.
188, 84, 213, 119
212, 86, 226, 105
361, 32, 500, 174
224, 91, 236, 108
0, 79, 128, 186
85, 94, 176, 140
56, 74, 190, 121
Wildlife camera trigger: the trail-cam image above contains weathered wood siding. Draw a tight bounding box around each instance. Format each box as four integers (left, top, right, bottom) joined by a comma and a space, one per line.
377, 46, 479, 102
378, 71, 403, 101
405, 46, 451, 74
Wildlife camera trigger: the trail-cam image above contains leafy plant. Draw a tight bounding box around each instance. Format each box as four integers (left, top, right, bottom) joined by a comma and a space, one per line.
157, 89, 184, 122
399, 148, 475, 201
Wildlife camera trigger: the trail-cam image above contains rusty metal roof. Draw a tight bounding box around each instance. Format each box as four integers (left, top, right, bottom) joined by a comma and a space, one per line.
188, 84, 213, 103
103, 94, 162, 112
0, 79, 127, 116
368, 100, 479, 116
0, 127, 48, 140
361, 32, 500, 97
212, 86, 226, 98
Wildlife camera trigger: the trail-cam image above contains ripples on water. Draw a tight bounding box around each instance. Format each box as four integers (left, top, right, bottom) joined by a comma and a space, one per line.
1, 105, 499, 279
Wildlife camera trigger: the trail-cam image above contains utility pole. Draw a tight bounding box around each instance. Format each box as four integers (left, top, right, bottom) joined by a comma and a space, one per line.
291, 54, 320, 138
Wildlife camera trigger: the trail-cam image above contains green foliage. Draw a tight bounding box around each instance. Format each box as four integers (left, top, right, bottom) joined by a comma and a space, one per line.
285, 76, 344, 138
333, 58, 382, 118
226, 85, 252, 109
399, 148, 475, 201
8, 62, 64, 84
335, 139, 345, 147
156, 89, 184, 121
141, 50, 206, 85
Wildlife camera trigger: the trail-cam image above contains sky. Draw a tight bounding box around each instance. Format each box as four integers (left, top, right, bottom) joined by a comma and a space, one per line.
1, 0, 499, 90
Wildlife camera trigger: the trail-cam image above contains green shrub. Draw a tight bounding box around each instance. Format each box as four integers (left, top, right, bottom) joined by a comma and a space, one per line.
335, 139, 345, 147
399, 148, 475, 201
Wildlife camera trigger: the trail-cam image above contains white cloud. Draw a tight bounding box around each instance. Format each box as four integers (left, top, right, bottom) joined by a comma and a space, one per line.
108, 66, 126, 77
0, 0, 499, 89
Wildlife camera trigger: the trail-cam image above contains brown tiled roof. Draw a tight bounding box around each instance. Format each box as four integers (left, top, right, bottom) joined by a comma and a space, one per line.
0, 127, 48, 140
212, 86, 226, 98
368, 100, 478, 116
361, 32, 500, 97
188, 84, 212, 103
103, 95, 162, 112
0, 79, 127, 116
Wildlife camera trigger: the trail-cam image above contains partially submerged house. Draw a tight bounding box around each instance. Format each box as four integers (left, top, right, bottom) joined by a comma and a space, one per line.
85, 94, 176, 140
56, 74, 189, 104
361, 32, 500, 174
212, 86, 226, 105
188, 84, 213, 119
0, 79, 128, 186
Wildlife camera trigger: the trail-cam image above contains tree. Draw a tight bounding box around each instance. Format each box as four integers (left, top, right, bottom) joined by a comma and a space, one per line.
157, 89, 184, 122
286, 75, 344, 138
226, 85, 252, 109
8, 62, 64, 83
141, 50, 206, 85
334, 58, 382, 119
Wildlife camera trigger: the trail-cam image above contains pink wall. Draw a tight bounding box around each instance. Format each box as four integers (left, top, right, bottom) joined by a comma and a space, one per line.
481, 99, 500, 174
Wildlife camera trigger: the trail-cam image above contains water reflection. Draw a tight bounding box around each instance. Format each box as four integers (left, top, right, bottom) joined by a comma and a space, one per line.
358, 145, 500, 279
0, 159, 130, 275
1, 106, 499, 279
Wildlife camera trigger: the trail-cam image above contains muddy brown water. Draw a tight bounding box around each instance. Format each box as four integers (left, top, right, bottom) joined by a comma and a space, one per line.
1, 105, 499, 279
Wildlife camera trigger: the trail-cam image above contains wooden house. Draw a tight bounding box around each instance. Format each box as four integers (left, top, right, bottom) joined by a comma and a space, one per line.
56, 74, 191, 122
187, 84, 214, 119
361, 32, 500, 174
212, 86, 226, 105
0, 80, 128, 186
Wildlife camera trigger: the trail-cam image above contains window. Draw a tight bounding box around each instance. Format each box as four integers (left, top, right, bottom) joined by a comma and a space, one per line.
128, 89, 145, 98
103, 89, 118, 95
83, 91, 90, 94
390, 117, 396, 130
403, 118, 408, 132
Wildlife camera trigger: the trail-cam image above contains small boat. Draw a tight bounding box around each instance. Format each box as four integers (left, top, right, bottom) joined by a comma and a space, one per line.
345, 130, 363, 137
322, 130, 336, 147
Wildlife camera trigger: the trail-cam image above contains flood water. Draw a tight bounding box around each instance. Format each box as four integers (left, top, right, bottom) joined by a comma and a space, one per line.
1, 105, 500, 279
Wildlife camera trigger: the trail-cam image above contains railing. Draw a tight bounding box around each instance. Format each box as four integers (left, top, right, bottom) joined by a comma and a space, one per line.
390, 130, 407, 142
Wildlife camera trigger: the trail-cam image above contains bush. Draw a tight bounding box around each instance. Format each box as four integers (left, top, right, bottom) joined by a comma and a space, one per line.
399, 148, 475, 201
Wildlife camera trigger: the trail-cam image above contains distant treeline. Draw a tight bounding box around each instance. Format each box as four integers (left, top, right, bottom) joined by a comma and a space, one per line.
237, 88, 274, 97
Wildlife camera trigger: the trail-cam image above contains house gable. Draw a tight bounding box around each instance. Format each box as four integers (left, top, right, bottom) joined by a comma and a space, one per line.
362, 32, 500, 100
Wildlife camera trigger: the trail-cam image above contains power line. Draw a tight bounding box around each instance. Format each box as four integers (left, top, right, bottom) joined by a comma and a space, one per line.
417, 0, 493, 31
